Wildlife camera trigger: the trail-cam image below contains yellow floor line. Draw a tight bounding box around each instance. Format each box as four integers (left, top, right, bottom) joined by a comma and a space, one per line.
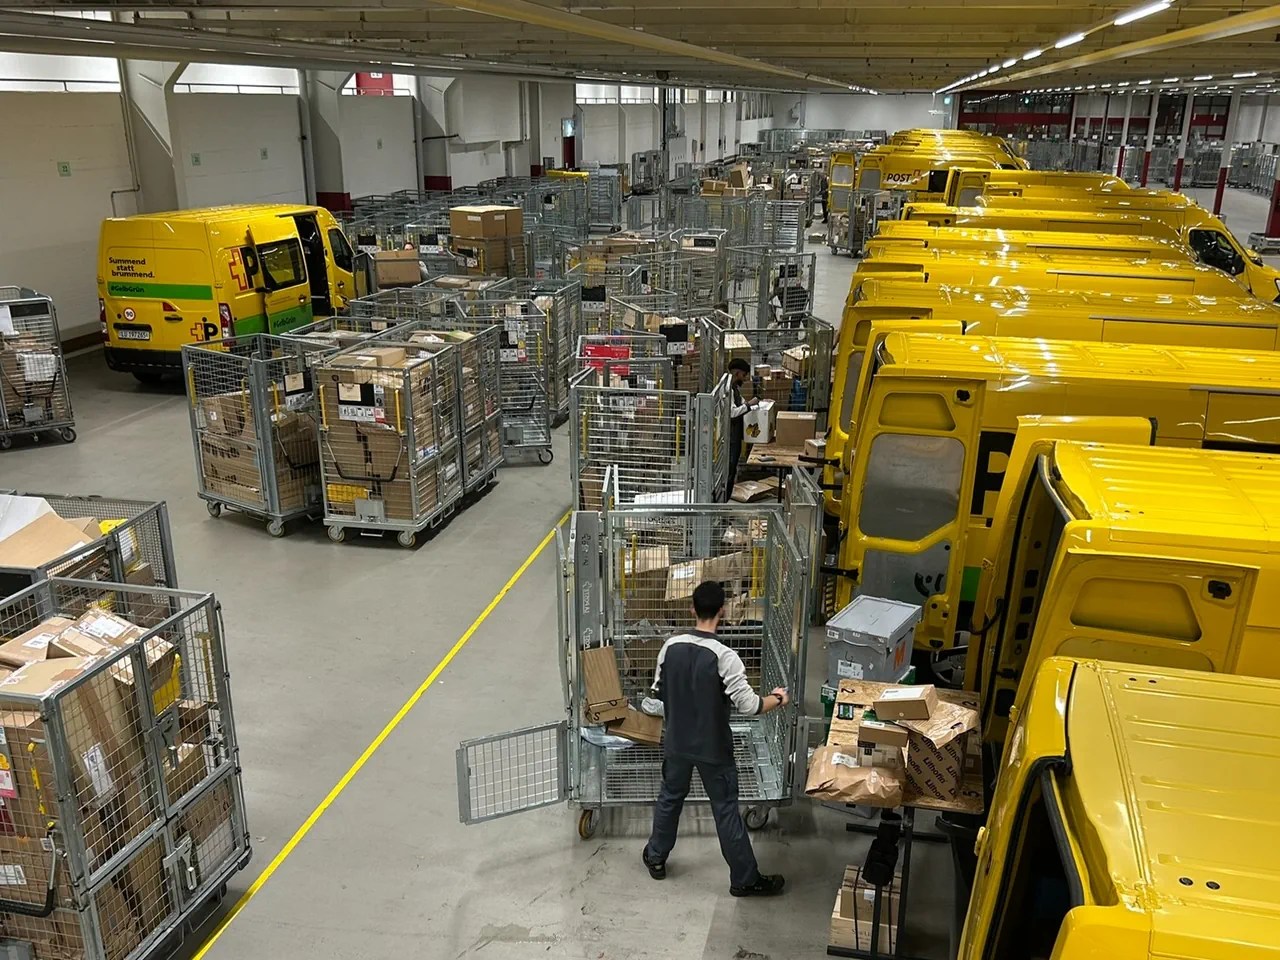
193, 509, 571, 958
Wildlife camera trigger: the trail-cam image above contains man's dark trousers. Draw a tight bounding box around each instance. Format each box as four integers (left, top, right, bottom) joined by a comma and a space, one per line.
644, 754, 760, 888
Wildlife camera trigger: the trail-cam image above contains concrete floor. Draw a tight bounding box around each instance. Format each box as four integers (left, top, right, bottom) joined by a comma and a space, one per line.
5, 185, 1273, 960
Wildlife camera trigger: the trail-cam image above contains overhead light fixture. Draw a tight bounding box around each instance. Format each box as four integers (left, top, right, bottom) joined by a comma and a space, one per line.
1234, 71, 1259, 78
1101, 82, 1112, 88
1087, 84, 1097, 89
1138, 79, 1151, 84
1022, 49, 1043, 60
1193, 74, 1213, 81
1114, 0, 1172, 26
1163, 77, 1179, 82
1118, 81, 1130, 86
1003, 58, 1018, 68
989, 64, 1001, 72
1054, 33, 1086, 49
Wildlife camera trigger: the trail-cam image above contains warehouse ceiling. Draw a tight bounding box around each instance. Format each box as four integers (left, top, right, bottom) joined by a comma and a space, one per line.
4, 0, 1280, 94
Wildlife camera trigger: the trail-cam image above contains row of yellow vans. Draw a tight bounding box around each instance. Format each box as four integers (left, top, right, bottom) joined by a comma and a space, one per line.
832, 131, 1280, 957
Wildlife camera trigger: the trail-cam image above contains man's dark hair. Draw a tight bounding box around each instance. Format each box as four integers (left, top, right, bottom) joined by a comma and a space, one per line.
728, 358, 750, 375
692, 580, 726, 620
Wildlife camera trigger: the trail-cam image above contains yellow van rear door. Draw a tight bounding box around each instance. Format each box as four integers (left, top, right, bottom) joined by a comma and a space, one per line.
103, 240, 215, 349
243, 221, 313, 334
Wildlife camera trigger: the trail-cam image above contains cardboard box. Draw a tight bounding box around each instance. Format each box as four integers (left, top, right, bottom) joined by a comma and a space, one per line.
622, 545, 671, 602
200, 390, 255, 438
165, 741, 209, 803
0, 513, 99, 571
362, 346, 407, 368
373, 250, 421, 287
0, 616, 76, 668
607, 706, 663, 746
110, 635, 181, 718
723, 331, 752, 367
829, 866, 900, 954
825, 596, 920, 685
874, 685, 939, 722
804, 437, 827, 461
581, 646, 628, 725
804, 745, 903, 806
899, 700, 978, 803
743, 399, 775, 445
727, 163, 751, 189
0, 709, 57, 837
700, 179, 727, 195
450, 204, 524, 239
774, 411, 817, 448
857, 714, 908, 771
782, 344, 812, 377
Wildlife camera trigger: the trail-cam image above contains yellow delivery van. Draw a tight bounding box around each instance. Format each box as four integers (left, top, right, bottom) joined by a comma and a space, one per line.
866, 222, 1188, 260
99, 204, 356, 381
943, 168, 1125, 206
961, 655, 1280, 960
834, 333, 1280, 651
972, 439, 1280, 747
901, 199, 1280, 301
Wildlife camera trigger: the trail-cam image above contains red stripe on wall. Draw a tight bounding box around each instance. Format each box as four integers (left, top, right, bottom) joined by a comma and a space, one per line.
316, 191, 352, 212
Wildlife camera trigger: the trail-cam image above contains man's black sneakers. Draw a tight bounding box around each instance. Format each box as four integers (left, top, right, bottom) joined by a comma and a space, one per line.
642, 849, 666, 880
730, 874, 786, 897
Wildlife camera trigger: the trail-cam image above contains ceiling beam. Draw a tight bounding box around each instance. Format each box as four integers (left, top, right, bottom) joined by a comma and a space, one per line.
972, 3, 1280, 90
422, 0, 854, 88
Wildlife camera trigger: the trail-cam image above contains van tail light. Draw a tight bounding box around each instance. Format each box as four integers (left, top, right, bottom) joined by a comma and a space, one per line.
98, 298, 107, 340
218, 303, 234, 340
161, 301, 178, 313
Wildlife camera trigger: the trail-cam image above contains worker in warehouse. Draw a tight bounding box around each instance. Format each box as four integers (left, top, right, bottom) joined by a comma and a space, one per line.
724, 358, 758, 502
641, 580, 789, 896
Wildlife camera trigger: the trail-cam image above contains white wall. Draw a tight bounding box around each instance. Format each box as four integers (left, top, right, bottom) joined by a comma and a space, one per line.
622, 104, 657, 159
736, 115, 772, 150
445, 75, 521, 144
337, 94, 416, 197
0, 92, 135, 340
802, 93, 944, 131
171, 93, 306, 207
1235, 95, 1280, 142
539, 82, 575, 167
580, 104, 620, 164
448, 140, 505, 187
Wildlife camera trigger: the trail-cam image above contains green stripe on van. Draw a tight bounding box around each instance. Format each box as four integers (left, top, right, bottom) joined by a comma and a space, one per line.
235, 304, 313, 336
106, 281, 214, 300
961, 565, 982, 602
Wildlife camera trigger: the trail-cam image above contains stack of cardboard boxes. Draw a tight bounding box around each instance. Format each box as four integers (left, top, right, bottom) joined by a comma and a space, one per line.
828, 865, 900, 953
317, 344, 461, 524
1, 332, 68, 431
449, 205, 526, 278
0, 608, 229, 959
806, 680, 982, 811
196, 390, 320, 513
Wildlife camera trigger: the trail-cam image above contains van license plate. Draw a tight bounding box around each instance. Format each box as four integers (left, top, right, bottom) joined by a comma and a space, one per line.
117, 328, 151, 341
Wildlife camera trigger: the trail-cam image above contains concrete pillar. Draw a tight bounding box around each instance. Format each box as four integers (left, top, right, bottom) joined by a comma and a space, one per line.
1173, 93, 1195, 191
417, 76, 454, 187
305, 71, 353, 210
1115, 94, 1133, 178
296, 68, 318, 204
1097, 95, 1111, 170
1067, 94, 1079, 145
699, 93, 708, 163
1214, 90, 1243, 215
1259, 96, 1271, 142
617, 87, 626, 169
1140, 93, 1159, 186
119, 59, 185, 213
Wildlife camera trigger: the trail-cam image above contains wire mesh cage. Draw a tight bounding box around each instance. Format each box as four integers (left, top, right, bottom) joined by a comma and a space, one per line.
523, 178, 590, 241
588, 171, 624, 232
453, 299, 554, 464
1023, 140, 1073, 172
525, 223, 580, 281
624, 195, 664, 235
497, 278, 583, 426
747, 200, 807, 253
724, 247, 816, 329
314, 332, 466, 546
574, 332, 674, 388
0, 493, 179, 601
417, 275, 513, 306
454, 503, 810, 835
566, 262, 643, 336
622, 248, 727, 312
0, 577, 250, 960
0, 287, 75, 450
182, 336, 334, 536
700, 315, 834, 429
672, 195, 753, 247
348, 287, 456, 325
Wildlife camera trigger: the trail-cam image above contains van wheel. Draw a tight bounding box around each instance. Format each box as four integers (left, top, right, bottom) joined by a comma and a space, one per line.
133, 371, 164, 385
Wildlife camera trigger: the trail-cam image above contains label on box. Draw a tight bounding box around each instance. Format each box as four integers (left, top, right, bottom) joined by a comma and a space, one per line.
0, 865, 27, 886
371, 320, 389, 331
81, 743, 115, 799
667, 341, 694, 355
500, 348, 528, 363
0, 765, 15, 800
22, 633, 55, 650
80, 614, 128, 640
284, 372, 305, 393
831, 752, 859, 770
838, 660, 864, 679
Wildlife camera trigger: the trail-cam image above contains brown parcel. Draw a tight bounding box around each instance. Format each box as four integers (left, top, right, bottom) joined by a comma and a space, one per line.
874, 684, 939, 722
898, 700, 979, 803
373, 250, 421, 287
581, 646, 628, 725
830, 866, 900, 954
449, 204, 524, 239
774, 411, 818, 448
200, 390, 254, 438
165, 741, 209, 803
607, 707, 663, 746
782, 344, 811, 378
805, 745, 903, 808
731, 477, 779, 503
0, 513, 100, 571
857, 717, 909, 771
0, 616, 76, 668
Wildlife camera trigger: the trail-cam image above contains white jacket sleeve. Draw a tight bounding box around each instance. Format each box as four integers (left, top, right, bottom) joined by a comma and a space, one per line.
717, 647, 763, 716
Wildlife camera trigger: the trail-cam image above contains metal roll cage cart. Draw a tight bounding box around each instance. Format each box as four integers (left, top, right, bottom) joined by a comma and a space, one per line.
455, 492, 814, 840
0, 286, 76, 450
724, 247, 817, 329
566, 261, 642, 336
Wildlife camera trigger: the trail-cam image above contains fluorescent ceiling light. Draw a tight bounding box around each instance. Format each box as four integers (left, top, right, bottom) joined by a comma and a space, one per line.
1054, 33, 1086, 48
1022, 49, 1043, 60
1002, 58, 1018, 68
989, 64, 1001, 72
1114, 0, 1171, 26
1138, 79, 1151, 84
1118, 81, 1130, 86
1101, 83, 1112, 88
1163, 77, 1179, 82
1193, 74, 1213, 81
1233, 71, 1258, 78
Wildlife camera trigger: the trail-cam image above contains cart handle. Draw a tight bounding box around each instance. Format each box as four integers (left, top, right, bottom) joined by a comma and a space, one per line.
0, 832, 59, 918
318, 384, 329, 429
186, 366, 197, 409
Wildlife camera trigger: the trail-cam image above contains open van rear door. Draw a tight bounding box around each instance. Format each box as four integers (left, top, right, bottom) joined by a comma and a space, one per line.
243, 220, 313, 334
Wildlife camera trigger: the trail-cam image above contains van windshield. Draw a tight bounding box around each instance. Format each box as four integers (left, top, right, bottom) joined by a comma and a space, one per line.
1188, 229, 1245, 276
